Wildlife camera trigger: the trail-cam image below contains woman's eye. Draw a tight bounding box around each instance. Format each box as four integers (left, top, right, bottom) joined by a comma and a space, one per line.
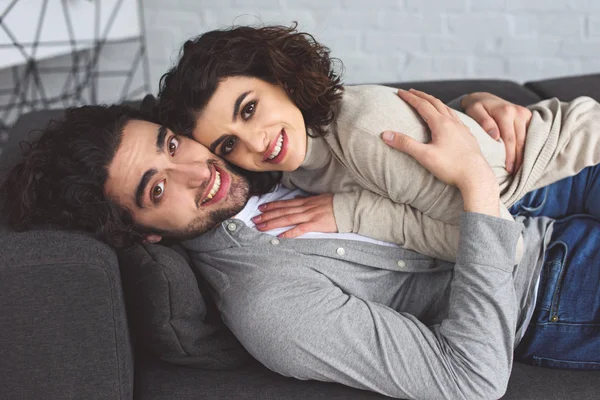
241, 101, 256, 120
222, 137, 237, 155
168, 136, 179, 156
152, 181, 165, 202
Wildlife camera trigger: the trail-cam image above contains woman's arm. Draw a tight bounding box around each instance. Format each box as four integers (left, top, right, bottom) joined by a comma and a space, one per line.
447, 91, 533, 174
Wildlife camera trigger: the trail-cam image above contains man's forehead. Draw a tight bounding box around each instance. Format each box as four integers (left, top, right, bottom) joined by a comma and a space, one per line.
106, 119, 160, 201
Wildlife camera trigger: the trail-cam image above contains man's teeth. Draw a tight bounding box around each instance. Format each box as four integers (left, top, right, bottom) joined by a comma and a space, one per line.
202, 171, 221, 204
268, 134, 284, 160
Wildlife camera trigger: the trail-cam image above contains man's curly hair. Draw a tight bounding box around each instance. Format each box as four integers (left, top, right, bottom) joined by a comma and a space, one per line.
0, 105, 156, 249
156, 23, 344, 139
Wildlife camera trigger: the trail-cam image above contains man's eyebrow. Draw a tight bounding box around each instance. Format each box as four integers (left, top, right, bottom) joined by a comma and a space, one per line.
232, 91, 251, 122
135, 168, 158, 209
156, 125, 168, 153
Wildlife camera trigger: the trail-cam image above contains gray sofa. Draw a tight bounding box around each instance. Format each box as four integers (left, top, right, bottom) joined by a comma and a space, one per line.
1, 74, 600, 400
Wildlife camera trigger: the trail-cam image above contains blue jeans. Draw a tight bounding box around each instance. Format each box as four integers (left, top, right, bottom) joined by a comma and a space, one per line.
509, 164, 600, 219
511, 165, 600, 369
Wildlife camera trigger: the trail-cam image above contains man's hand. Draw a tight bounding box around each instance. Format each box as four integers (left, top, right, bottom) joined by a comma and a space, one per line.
252, 193, 337, 238
461, 92, 532, 174
384, 89, 500, 216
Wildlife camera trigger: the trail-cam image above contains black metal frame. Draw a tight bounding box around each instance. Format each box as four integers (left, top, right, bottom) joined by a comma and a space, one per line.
0, 0, 151, 137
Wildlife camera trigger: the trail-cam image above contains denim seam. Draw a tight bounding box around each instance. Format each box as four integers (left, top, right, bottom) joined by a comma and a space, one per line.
533, 355, 600, 367
549, 240, 569, 322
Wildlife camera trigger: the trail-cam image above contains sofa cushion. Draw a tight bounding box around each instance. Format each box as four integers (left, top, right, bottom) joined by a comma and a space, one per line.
118, 243, 252, 369
385, 79, 542, 106
525, 73, 600, 102
135, 356, 600, 400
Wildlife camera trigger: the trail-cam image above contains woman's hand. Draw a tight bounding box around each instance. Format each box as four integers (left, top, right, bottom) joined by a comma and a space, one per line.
252, 193, 337, 238
383, 89, 500, 216
461, 92, 532, 174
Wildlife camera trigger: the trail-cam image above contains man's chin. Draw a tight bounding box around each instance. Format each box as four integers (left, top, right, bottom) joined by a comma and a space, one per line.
165, 172, 250, 241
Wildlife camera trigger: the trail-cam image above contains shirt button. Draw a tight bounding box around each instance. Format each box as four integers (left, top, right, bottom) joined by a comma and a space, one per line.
397, 260, 406, 268
227, 222, 237, 231
336, 247, 346, 256
270, 238, 280, 245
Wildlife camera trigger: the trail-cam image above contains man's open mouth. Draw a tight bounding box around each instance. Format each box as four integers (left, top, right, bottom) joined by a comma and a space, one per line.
200, 165, 230, 206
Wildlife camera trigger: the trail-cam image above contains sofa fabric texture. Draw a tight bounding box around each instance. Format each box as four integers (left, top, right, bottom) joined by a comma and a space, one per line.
1, 74, 599, 399
117, 243, 251, 369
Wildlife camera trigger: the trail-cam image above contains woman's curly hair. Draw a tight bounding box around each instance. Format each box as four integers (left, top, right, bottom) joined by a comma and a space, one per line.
0, 105, 156, 249
157, 23, 344, 139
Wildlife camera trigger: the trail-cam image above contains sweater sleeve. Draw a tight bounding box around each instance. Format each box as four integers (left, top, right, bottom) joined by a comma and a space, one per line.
223, 213, 521, 400
333, 189, 460, 262
329, 86, 520, 262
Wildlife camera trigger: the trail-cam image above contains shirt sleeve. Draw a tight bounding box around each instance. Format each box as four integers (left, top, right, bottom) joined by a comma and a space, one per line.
221, 213, 521, 400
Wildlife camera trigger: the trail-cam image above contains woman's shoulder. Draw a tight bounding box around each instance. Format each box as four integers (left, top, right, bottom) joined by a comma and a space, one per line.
337, 85, 424, 135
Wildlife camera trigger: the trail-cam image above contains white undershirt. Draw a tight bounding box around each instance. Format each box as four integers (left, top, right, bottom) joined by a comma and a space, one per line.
236, 184, 397, 247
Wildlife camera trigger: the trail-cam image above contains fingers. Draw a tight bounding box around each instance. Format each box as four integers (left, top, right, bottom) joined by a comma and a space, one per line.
405, 89, 455, 118
253, 194, 335, 233
381, 130, 426, 161
468, 103, 501, 140
277, 224, 311, 239
254, 211, 312, 231
513, 117, 527, 173
494, 109, 517, 174
397, 89, 440, 122
258, 197, 308, 211
254, 204, 311, 224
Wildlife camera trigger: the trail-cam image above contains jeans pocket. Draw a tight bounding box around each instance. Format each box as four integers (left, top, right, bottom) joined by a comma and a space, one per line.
533, 355, 600, 370
537, 241, 569, 321
510, 187, 549, 217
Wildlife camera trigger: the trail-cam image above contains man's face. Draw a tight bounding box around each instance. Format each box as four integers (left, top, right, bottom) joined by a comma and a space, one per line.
105, 119, 250, 241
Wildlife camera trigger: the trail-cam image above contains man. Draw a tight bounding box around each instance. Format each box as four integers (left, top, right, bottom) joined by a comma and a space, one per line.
2, 91, 599, 400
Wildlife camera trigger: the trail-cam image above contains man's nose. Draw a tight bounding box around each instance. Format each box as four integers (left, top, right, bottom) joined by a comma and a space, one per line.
172, 162, 210, 187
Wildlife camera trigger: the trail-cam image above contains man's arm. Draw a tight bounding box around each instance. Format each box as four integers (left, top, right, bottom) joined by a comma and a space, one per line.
223, 212, 520, 400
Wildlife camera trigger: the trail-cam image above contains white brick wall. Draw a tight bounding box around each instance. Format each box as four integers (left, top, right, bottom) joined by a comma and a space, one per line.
2, 0, 600, 107
140, 0, 600, 91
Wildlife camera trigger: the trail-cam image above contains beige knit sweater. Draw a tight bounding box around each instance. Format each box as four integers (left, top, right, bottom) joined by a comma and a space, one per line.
280, 85, 600, 262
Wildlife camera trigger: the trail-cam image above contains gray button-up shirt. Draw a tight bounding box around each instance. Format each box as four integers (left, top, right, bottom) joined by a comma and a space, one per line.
183, 212, 552, 400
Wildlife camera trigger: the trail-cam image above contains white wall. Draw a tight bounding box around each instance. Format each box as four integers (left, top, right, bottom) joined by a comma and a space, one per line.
142, 0, 600, 91
2, 0, 600, 114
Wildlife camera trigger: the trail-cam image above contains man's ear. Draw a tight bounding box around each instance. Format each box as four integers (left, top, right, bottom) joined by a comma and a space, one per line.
143, 234, 163, 244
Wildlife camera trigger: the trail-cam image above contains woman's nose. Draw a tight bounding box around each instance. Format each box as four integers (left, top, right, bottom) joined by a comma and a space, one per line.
245, 131, 268, 154
172, 162, 210, 187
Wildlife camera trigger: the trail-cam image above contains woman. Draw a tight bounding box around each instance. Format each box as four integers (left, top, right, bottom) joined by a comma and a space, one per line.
157, 24, 600, 262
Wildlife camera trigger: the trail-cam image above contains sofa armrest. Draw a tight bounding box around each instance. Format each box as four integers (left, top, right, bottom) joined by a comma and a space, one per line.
0, 230, 133, 400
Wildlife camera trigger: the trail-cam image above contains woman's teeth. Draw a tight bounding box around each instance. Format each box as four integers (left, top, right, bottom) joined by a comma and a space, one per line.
268, 134, 284, 160
202, 171, 221, 204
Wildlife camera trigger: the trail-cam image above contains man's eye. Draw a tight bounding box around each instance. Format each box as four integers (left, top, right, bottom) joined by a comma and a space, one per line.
168, 136, 179, 156
222, 137, 237, 155
241, 101, 256, 120
152, 181, 165, 202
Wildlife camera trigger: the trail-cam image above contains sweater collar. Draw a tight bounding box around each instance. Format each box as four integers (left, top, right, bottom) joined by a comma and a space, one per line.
299, 133, 332, 170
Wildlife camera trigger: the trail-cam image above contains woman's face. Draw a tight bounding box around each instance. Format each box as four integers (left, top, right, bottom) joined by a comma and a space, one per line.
192, 76, 308, 172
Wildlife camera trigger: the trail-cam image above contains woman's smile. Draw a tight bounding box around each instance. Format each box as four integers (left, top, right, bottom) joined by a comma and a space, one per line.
264, 129, 289, 164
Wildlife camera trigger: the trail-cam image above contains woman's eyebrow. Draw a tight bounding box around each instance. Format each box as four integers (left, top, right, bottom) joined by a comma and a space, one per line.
232, 90, 252, 122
